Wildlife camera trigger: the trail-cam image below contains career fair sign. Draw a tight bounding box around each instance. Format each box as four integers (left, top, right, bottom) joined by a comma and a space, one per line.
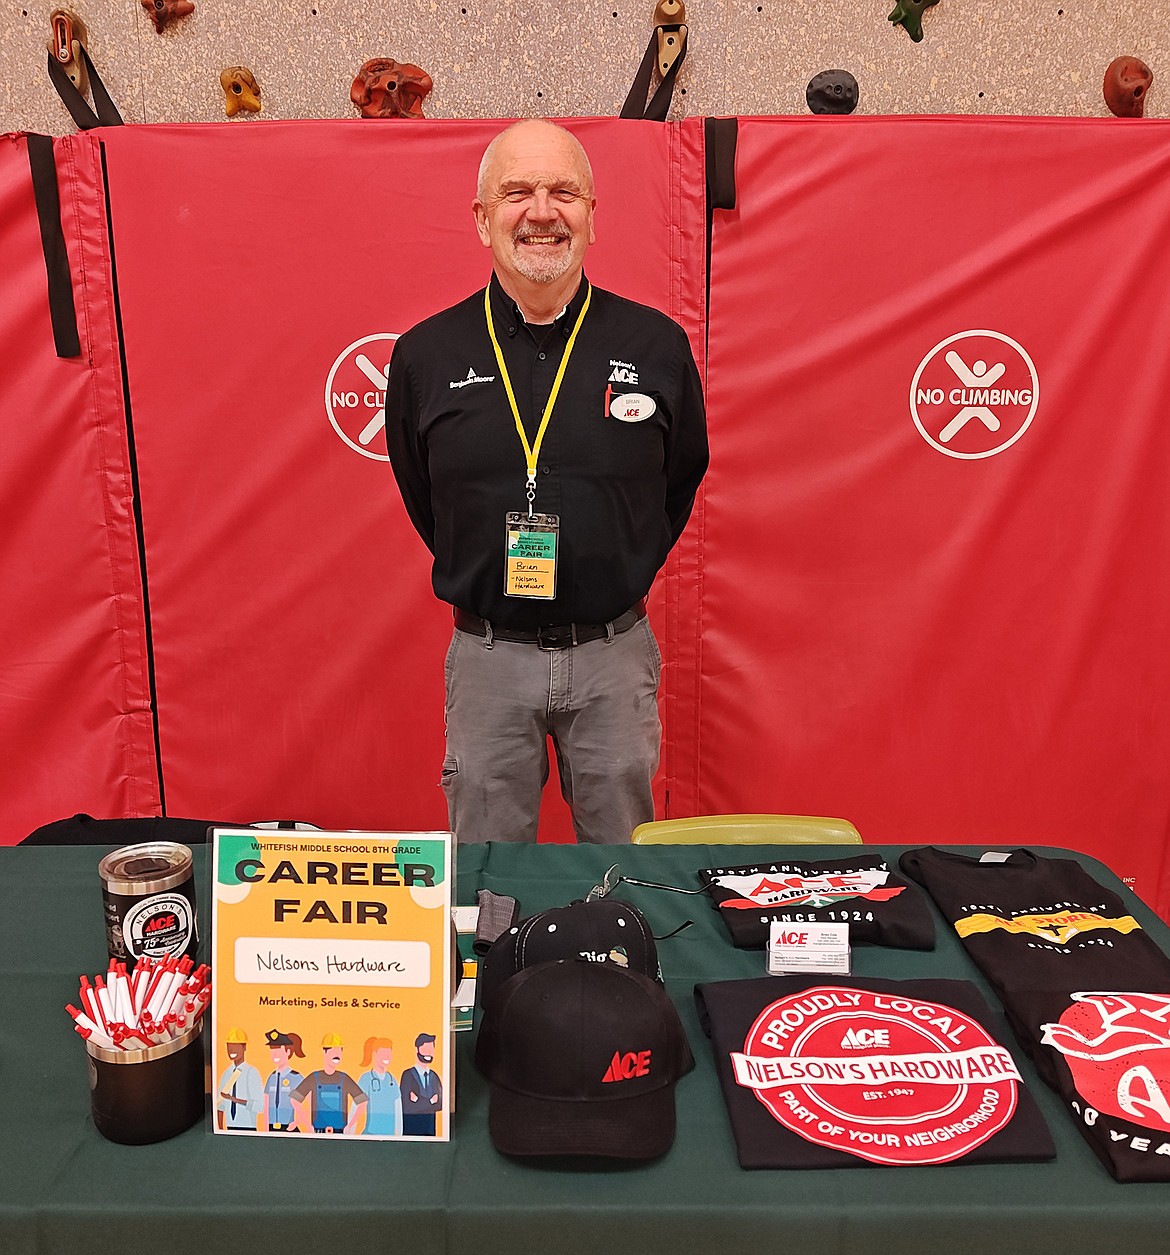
211, 829, 452, 1140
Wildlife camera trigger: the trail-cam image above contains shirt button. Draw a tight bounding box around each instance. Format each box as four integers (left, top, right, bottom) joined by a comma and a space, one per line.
538, 351, 547, 360
508, 326, 516, 335
541, 467, 550, 475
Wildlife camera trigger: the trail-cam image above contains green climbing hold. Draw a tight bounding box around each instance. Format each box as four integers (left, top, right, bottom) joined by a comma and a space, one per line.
888, 0, 940, 43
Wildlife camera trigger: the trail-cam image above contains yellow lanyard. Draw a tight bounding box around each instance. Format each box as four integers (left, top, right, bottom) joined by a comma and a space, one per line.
484, 281, 592, 517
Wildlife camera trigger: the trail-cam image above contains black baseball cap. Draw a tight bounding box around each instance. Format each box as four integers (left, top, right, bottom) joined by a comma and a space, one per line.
479, 898, 659, 1009
475, 958, 694, 1159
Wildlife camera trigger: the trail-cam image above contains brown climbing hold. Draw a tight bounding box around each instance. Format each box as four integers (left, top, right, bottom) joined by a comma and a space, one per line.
350, 58, 434, 119
221, 66, 261, 117
141, 0, 195, 35
1103, 56, 1153, 118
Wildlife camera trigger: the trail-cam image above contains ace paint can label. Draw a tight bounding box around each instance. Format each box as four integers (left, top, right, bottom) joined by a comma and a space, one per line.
99, 842, 197, 965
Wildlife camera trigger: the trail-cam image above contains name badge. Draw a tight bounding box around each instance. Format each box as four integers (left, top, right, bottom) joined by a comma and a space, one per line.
504, 512, 559, 599
609, 392, 656, 422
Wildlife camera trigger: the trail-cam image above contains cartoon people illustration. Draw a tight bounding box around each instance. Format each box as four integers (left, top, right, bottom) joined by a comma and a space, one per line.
289, 1033, 368, 1134
216, 1028, 265, 1131
261, 1029, 306, 1132
400, 1032, 443, 1136
357, 1036, 403, 1136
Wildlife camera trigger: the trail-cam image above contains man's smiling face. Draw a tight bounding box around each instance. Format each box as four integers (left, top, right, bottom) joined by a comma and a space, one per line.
473, 120, 596, 295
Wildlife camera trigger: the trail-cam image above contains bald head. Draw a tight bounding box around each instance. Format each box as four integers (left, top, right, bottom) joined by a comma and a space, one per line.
476, 120, 594, 203
471, 117, 597, 320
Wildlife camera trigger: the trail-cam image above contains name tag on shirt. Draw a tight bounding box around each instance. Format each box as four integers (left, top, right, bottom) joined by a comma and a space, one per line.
504, 512, 559, 599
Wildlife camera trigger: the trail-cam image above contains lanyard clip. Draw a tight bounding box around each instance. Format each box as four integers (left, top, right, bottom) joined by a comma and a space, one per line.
525, 471, 537, 519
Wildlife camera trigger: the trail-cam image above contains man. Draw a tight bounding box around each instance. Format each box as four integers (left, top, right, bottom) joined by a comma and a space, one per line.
399, 1032, 443, 1136
386, 119, 708, 844
289, 1033, 368, 1135
216, 1028, 264, 1131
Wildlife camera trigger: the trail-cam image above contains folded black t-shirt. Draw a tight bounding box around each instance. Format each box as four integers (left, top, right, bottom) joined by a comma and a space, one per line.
695, 974, 1054, 1170
698, 853, 935, 950
900, 847, 1170, 1182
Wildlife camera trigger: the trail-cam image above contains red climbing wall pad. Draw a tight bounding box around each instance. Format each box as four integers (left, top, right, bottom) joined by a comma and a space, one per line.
0, 132, 158, 835
703, 116, 1170, 911
3, 114, 1170, 921
93, 117, 707, 838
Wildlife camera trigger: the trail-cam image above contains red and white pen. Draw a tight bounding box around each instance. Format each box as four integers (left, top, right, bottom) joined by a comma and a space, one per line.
69, 964, 211, 1055
66, 1004, 117, 1050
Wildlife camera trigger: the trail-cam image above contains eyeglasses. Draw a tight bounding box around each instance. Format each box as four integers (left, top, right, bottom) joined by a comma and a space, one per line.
585, 862, 714, 939
587, 862, 712, 902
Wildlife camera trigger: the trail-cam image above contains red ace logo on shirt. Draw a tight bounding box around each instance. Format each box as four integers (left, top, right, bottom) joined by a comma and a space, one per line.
1042, 992, 1170, 1132
732, 986, 1021, 1165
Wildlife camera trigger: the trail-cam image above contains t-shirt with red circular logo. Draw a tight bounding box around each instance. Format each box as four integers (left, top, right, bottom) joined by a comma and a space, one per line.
695, 975, 1054, 1169
900, 846, 1170, 1180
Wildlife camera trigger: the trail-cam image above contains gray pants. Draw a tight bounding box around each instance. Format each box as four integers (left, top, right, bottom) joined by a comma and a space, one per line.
441, 617, 662, 844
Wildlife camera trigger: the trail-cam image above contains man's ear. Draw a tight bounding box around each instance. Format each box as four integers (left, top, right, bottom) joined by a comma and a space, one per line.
472, 200, 491, 247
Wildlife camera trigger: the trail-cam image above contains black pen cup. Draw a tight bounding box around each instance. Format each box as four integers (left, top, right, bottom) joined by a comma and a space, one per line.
86, 1024, 205, 1144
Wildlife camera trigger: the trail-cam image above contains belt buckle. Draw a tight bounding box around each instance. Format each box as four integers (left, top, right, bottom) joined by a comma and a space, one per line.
537, 624, 577, 651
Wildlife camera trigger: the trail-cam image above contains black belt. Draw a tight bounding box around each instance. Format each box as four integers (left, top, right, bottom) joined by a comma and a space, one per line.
454, 601, 646, 650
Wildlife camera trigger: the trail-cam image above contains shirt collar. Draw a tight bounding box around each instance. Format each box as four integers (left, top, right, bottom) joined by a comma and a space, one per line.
489, 272, 588, 339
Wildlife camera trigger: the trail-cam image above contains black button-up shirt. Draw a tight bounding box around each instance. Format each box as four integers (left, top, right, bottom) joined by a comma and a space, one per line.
386, 274, 708, 630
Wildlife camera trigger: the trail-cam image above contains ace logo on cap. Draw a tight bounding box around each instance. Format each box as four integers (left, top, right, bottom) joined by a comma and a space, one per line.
602, 1049, 652, 1083
475, 960, 693, 1160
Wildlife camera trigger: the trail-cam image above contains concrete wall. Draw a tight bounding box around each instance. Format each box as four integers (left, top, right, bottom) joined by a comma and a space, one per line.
1, 1, 1167, 135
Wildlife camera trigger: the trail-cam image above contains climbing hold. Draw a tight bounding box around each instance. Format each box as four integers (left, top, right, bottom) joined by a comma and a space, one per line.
653, 0, 687, 79
221, 66, 261, 116
1103, 56, 1153, 118
141, 0, 195, 35
47, 9, 88, 98
806, 69, 858, 115
350, 58, 434, 118
888, 0, 939, 44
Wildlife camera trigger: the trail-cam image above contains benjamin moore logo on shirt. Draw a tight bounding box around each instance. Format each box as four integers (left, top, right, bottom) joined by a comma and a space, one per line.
449, 366, 496, 389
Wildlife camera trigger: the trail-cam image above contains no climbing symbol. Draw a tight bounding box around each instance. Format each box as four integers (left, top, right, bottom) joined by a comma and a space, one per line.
910, 330, 1039, 460
325, 333, 400, 461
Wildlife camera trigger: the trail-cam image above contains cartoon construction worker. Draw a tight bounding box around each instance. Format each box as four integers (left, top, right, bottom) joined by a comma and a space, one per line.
216, 1028, 264, 1131
357, 1036, 403, 1136
400, 1032, 442, 1136
261, 1029, 306, 1132
290, 1033, 368, 1134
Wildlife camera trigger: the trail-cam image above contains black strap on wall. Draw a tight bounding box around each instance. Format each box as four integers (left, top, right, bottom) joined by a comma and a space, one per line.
620, 27, 688, 121
704, 117, 738, 212
702, 117, 738, 360
26, 134, 81, 359
46, 46, 124, 130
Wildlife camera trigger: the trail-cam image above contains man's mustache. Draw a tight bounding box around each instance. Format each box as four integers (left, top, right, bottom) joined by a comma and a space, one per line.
513, 224, 571, 242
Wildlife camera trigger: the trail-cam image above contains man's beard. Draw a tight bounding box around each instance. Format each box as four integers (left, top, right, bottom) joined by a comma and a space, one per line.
510, 224, 575, 284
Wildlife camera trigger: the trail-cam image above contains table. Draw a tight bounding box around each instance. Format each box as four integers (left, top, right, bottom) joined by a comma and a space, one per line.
4, 841, 1170, 1255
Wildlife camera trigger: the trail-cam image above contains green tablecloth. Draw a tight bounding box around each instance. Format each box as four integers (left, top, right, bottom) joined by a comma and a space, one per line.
4, 841, 1170, 1255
